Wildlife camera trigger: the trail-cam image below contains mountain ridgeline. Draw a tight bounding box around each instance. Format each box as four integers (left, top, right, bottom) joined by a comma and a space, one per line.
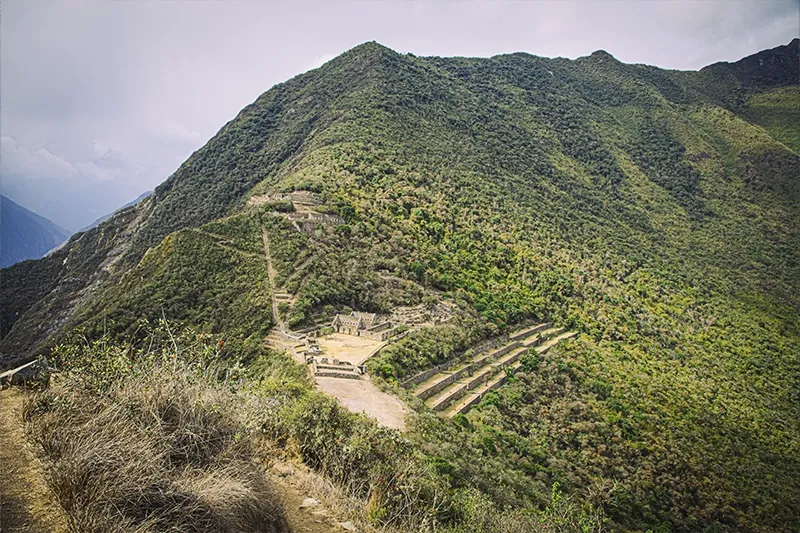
0, 195, 70, 268
1, 40, 798, 532
78, 190, 153, 233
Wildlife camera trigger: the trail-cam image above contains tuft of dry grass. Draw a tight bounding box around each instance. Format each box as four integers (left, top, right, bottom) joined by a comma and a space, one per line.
24, 365, 289, 533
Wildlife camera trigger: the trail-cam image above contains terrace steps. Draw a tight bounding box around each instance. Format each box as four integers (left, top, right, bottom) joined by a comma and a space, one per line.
414, 327, 534, 399
311, 359, 362, 379
442, 330, 578, 417
509, 322, 552, 342
413, 323, 572, 414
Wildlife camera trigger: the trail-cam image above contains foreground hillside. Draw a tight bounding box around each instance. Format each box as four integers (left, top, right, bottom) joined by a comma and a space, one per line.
2, 40, 799, 532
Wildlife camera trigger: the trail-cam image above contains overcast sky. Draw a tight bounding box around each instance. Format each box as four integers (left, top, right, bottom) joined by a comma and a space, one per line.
2, 0, 798, 230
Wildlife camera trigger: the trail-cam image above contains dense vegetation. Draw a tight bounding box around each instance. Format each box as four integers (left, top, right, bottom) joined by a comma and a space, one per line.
3, 40, 799, 532
28, 326, 604, 533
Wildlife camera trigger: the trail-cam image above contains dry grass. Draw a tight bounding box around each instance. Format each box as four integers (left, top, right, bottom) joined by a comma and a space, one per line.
21, 329, 605, 533
24, 366, 289, 533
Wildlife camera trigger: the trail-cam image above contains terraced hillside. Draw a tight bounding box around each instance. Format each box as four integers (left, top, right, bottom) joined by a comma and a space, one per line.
412, 323, 576, 416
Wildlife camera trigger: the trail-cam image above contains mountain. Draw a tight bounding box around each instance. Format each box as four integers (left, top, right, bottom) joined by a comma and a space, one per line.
41, 191, 155, 259
1, 40, 798, 532
0, 195, 70, 268
78, 190, 153, 232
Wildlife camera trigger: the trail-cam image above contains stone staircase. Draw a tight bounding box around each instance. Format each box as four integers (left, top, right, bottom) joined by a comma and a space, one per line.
311, 358, 362, 379
412, 324, 577, 417
273, 290, 293, 304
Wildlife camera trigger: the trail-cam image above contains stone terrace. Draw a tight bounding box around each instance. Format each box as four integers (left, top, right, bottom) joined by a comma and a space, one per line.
411, 324, 577, 417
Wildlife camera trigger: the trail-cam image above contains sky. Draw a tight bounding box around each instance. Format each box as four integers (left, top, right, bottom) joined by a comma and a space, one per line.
1, 0, 798, 231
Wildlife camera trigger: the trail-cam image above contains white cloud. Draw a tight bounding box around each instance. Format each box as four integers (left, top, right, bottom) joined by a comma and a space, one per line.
92, 139, 112, 157
152, 119, 202, 145
0, 135, 143, 185
75, 160, 116, 182
305, 53, 337, 72
1, 136, 77, 180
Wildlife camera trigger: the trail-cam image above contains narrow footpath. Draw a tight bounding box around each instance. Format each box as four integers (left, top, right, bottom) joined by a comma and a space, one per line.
0, 387, 67, 533
262, 226, 286, 335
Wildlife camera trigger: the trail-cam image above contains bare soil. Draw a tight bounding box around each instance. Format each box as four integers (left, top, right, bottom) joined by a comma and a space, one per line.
316, 334, 384, 366
270, 463, 350, 533
315, 376, 408, 431
0, 388, 67, 533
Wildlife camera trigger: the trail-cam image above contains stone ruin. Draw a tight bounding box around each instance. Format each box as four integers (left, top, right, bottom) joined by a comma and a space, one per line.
248, 191, 321, 207
331, 311, 400, 341
310, 356, 364, 379
303, 341, 322, 363
390, 301, 455, 327
248, 191, 343, 232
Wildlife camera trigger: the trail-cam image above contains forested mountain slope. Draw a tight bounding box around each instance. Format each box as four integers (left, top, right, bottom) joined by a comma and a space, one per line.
1, 40, 798, 532
78, 190, 153, 233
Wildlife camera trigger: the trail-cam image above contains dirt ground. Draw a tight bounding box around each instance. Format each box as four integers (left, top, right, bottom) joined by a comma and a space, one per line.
315, 376, 408, 431
270, 461, 356, 533
0, 387, 68, 533
316, 334, 384, 366
0, 386, 354, 533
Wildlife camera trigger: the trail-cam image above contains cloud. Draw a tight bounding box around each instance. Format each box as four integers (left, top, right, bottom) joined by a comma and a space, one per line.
0, 135, 142, 184
152, 119, 203, 145
305, 53, 337, 72
1, 136, 77, 180
1, 135, 152, 229
92, 139, 112, 157
74, 161, 115, 182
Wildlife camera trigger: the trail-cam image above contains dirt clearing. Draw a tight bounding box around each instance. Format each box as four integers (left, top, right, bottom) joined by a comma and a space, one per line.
316, 334, 384, 365
315, 376, 408, 431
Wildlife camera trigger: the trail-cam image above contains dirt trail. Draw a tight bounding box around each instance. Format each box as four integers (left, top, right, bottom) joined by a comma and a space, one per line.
270, 463, 352, 533
0, 388, 67, 533
262, 226, 287, 335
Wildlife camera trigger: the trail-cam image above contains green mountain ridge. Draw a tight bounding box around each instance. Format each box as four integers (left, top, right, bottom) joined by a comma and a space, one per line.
78, 190, 154, 233
1, 40, 798, 532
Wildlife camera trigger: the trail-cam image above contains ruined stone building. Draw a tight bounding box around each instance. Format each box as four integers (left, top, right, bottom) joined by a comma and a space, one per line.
331, 311, 399, 341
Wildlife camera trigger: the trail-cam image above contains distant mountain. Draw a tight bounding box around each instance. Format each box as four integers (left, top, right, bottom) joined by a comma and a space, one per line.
79, 190, 153, 232
0, 195, 70, 268
41, 190, 154, 258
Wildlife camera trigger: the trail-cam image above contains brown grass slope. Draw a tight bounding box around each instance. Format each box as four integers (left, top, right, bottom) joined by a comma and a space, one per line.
24, 366, 290, 533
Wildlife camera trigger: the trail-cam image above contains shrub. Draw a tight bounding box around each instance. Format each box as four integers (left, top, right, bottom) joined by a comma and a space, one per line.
25, 354, 289, 533
257, 389, 446, 528
27, 326, 609, 533
443, 485, 605, 533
